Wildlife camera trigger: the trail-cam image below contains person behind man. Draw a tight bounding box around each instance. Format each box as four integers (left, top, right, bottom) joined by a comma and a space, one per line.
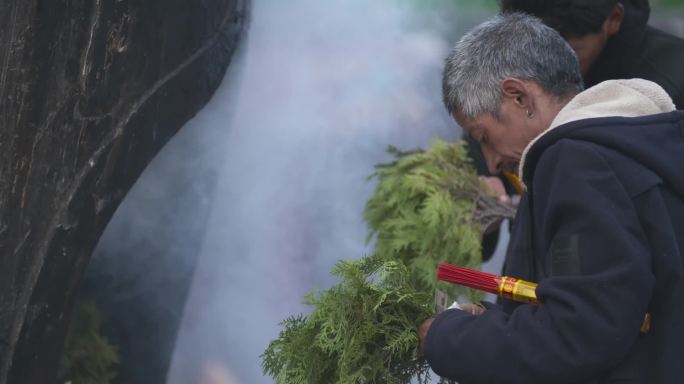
501, 0, 684, 108
473, 0, 684, 262
420, 13, 684, 383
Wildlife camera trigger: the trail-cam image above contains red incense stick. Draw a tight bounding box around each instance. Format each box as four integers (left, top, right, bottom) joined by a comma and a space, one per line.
437, 263, 538, 304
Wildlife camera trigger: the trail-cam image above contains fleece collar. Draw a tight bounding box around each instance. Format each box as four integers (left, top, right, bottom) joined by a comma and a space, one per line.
518, 79, 676, 184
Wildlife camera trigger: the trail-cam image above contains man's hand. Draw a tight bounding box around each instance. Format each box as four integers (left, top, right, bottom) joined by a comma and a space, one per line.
419, 304, 485, 352
418, 318, 434, 352
480, 175, 512, 205
460, 303, 486, 315
479, 176, 512, 234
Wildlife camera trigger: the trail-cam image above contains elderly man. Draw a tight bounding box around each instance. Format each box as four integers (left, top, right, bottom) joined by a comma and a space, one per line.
419, 13, 684, 383
474, 0, 684, 261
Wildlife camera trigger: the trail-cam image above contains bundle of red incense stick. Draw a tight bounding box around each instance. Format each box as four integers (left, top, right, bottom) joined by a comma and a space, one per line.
437, 263, 538, 304
436, 263, 655, 333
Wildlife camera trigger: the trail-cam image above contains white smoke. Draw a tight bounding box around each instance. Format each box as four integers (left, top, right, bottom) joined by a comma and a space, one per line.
88, 1, 684, 382
159, 0, 486, 382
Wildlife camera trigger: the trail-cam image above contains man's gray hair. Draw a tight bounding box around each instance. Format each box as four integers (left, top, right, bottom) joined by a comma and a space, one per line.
443, 13, 583, 119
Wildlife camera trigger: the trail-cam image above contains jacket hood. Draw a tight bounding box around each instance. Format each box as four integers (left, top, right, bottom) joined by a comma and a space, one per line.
549, 79, 675, 128
519, 79, 684, 198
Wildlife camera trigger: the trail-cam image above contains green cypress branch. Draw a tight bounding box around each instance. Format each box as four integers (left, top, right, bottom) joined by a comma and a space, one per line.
262, 139, 515, 383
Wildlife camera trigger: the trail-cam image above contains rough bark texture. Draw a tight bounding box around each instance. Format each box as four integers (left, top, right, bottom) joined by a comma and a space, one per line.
80, 103, 232, 383
0, 0, 247, 382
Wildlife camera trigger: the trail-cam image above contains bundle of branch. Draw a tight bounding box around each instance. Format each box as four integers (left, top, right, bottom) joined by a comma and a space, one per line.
262, 256, 434, 383
262, 139, 515, 383
365, 139, 515, 296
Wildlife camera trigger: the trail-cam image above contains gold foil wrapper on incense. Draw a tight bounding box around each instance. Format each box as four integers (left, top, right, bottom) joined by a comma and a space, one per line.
497, 276, 538, 304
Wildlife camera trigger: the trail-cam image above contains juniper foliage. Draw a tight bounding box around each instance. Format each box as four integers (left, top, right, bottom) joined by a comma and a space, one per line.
59, 300, 119, 384
365, 139, 491, 295
262, 139, 515, 383
262, 256, 434, 384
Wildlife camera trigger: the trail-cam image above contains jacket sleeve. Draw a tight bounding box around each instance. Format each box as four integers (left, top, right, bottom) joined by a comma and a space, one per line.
424, 140, 655, 383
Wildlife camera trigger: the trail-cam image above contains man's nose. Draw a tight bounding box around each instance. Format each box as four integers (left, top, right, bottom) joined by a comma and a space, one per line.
481, 145, 502, 175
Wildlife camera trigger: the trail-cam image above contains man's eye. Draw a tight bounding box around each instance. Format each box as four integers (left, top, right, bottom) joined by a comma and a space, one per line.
479, 134, 488, 144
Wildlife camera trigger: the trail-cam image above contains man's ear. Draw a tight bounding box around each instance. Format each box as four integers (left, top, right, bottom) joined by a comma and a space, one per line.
604, 3, 624, 36
501, 78, 530, 110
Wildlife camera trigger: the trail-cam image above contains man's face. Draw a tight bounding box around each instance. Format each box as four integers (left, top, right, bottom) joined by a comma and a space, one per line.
455, 98, 537, 175
564, 3, 624, 77
566, 32, 608, 77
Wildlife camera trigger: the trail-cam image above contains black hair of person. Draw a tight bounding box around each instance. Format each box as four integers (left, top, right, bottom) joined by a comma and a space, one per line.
499, 0, 619, 37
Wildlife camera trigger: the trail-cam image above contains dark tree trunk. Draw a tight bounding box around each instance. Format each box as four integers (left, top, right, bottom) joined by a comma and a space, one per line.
0, 0, 247, 382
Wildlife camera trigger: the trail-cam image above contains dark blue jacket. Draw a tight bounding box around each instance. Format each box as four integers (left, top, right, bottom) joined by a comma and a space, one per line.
425, 111, 684, 383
